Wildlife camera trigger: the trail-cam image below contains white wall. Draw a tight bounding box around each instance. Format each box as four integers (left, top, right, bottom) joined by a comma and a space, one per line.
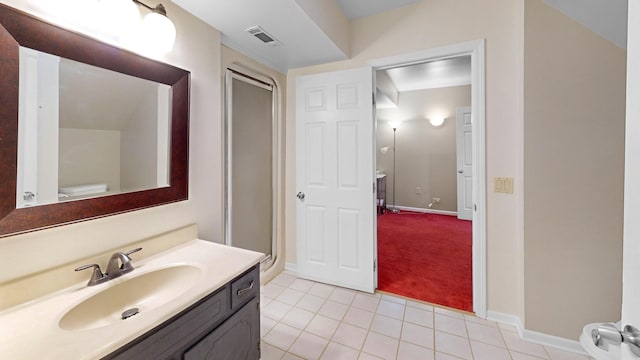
0, 0, 224, 284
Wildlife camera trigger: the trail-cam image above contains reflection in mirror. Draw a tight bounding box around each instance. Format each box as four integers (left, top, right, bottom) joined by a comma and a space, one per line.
17, 47, 172, 208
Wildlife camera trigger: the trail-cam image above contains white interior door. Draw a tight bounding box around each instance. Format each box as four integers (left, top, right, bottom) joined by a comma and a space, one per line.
295, 67, 375, 293
456, 106, 473, 221
622, 1, 640, 358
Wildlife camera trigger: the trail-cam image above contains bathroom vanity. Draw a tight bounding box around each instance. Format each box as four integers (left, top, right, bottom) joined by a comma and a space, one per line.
105, 265, 260, 359
0, 238, 264, 360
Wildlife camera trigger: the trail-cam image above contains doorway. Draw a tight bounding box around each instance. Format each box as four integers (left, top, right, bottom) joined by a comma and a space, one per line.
224, 67, 279, 270
374, 57, 473, 312
370, 40, 487, 316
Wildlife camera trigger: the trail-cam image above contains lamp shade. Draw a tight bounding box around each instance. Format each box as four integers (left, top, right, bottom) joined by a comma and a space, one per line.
142, 11, 176, 52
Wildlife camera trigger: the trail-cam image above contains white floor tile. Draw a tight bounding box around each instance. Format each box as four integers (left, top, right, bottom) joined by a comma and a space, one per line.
435, 352, 463, 360
332, 322, 369, 349
306, 314, 341, 339
381, 294, 407, 305
276, 288, 306, 306
401, 322, 434, 349
397, 341, 435, 360
352, 293, 381, 312
511, 351, 549, 360
377, 299, 405, 320
435, 314, 468, 337
434, 307, 465, 319
289, 278, 315, 292
362, 332, 399, 360
343, 306, 375, 329
289, 331, 329, 360
545, 346, 591, 360
281, 307, 315, 330
271, 272, 298, 287
502, 329, 550, 358
261, 342, 286, 360
263, 300, 293, 322
320, 341, 361, 360
358, 353, 384, 360
263, 283, 287, 299
471, 340, 512, 360
319, 300, 349, 321
466, 322, 506, 347
404, 306, 433, 328
435, 331, 472, 360
464, 314, 498, 327
281, 353, 304, 360
406, 300, 434, 312
263, 322, 302, 351
296, 293, 326, 313
330, 288, 358, 305
370, 314, 403, 338
261, 316, 278, 336
258, 273, 591, 360
308, 283, 336, 298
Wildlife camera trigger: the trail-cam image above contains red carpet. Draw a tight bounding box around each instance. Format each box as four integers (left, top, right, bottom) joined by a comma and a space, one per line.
377, 212, 473, 312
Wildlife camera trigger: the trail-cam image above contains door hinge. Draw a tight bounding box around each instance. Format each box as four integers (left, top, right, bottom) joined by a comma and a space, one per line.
373, 181, 376, 193
373, 259, 377, 272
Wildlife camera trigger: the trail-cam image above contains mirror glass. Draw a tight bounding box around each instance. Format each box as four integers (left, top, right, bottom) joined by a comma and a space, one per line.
17, 47, 172, 208
0, 3, 190, 237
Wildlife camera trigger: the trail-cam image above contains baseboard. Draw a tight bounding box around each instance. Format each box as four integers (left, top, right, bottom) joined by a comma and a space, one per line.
521, 328, 588, 355
486, 311, 587, 356
390, 205, 457, 216
284, 262, 297, 273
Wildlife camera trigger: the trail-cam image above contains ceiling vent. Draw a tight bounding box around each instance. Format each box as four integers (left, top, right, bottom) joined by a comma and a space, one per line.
245, 26, 279, 46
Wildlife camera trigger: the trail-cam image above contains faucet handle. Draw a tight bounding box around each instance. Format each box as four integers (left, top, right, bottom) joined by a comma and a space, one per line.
124, 247, 142, 257
119, 247, 143, 273
75, 263, 108, 286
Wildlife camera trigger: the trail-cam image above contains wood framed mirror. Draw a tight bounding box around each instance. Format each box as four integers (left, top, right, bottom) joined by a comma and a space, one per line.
0, 4, 190, 237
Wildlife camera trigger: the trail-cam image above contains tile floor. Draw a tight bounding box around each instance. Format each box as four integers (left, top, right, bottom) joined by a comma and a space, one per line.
260, 271, 593, 360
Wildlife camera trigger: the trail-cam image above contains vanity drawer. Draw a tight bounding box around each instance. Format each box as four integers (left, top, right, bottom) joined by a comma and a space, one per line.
104, 287, 229, 360
230, 266, 259, 309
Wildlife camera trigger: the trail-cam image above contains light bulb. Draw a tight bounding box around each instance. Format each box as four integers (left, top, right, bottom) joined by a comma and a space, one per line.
429, 117, 445, 127
142, 11, 176, 53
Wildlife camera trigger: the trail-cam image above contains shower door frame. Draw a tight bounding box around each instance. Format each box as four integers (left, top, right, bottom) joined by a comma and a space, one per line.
224, 65, 280, 271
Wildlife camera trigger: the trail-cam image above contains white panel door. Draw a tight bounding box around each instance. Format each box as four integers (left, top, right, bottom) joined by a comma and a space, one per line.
622, 1, 640, 358
296, 67, 375, 293
456, 106, 473, 221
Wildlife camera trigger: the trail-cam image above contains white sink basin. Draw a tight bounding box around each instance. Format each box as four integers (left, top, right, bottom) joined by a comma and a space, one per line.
59, 265, 201, 331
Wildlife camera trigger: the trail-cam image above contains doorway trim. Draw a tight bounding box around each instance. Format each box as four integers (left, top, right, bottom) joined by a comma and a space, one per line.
369, 39, 487, 317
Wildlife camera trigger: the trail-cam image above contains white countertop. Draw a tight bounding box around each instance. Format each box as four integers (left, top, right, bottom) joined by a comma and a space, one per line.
0, 240, 263, 360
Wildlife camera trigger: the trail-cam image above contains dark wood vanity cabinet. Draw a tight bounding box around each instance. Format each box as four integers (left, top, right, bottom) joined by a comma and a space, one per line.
103, 265, 260, 360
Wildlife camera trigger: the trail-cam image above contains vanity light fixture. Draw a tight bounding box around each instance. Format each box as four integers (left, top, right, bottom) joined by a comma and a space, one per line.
132, 0, 176, 52
429, 116, 445, 127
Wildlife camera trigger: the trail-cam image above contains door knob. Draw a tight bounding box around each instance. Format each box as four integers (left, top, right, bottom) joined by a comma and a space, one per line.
458, 169, 464, 174
592, 323, 640, 356
296, 192, 305, 200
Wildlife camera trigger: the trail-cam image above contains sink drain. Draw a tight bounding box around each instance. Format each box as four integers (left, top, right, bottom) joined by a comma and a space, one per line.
121, 307, 140, 320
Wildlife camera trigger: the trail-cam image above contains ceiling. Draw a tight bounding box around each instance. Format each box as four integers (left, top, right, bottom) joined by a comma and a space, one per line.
171, 0, 628, 74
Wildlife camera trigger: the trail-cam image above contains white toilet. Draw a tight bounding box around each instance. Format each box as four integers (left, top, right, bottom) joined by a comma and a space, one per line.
580, 322, 622, 360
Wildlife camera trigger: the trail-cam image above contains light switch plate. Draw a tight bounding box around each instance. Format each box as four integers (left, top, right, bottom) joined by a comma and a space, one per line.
494, 177, 514, 194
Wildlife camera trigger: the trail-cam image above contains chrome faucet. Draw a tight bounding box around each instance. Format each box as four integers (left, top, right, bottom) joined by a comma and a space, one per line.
75, 247, 142, 286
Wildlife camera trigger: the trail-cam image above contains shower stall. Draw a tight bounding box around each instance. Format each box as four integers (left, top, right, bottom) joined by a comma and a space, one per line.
224, 66, 280, 270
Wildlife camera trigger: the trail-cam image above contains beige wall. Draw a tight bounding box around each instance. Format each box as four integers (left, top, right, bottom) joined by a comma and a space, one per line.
0, 0, 224, 283
286, 0, 526, 318
376, 86, 471, 211
58, 129, 121, 191
523, 0, 625, 338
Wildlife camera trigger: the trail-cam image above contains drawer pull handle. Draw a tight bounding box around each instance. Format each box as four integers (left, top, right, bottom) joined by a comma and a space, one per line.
236, 281, 254, 297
